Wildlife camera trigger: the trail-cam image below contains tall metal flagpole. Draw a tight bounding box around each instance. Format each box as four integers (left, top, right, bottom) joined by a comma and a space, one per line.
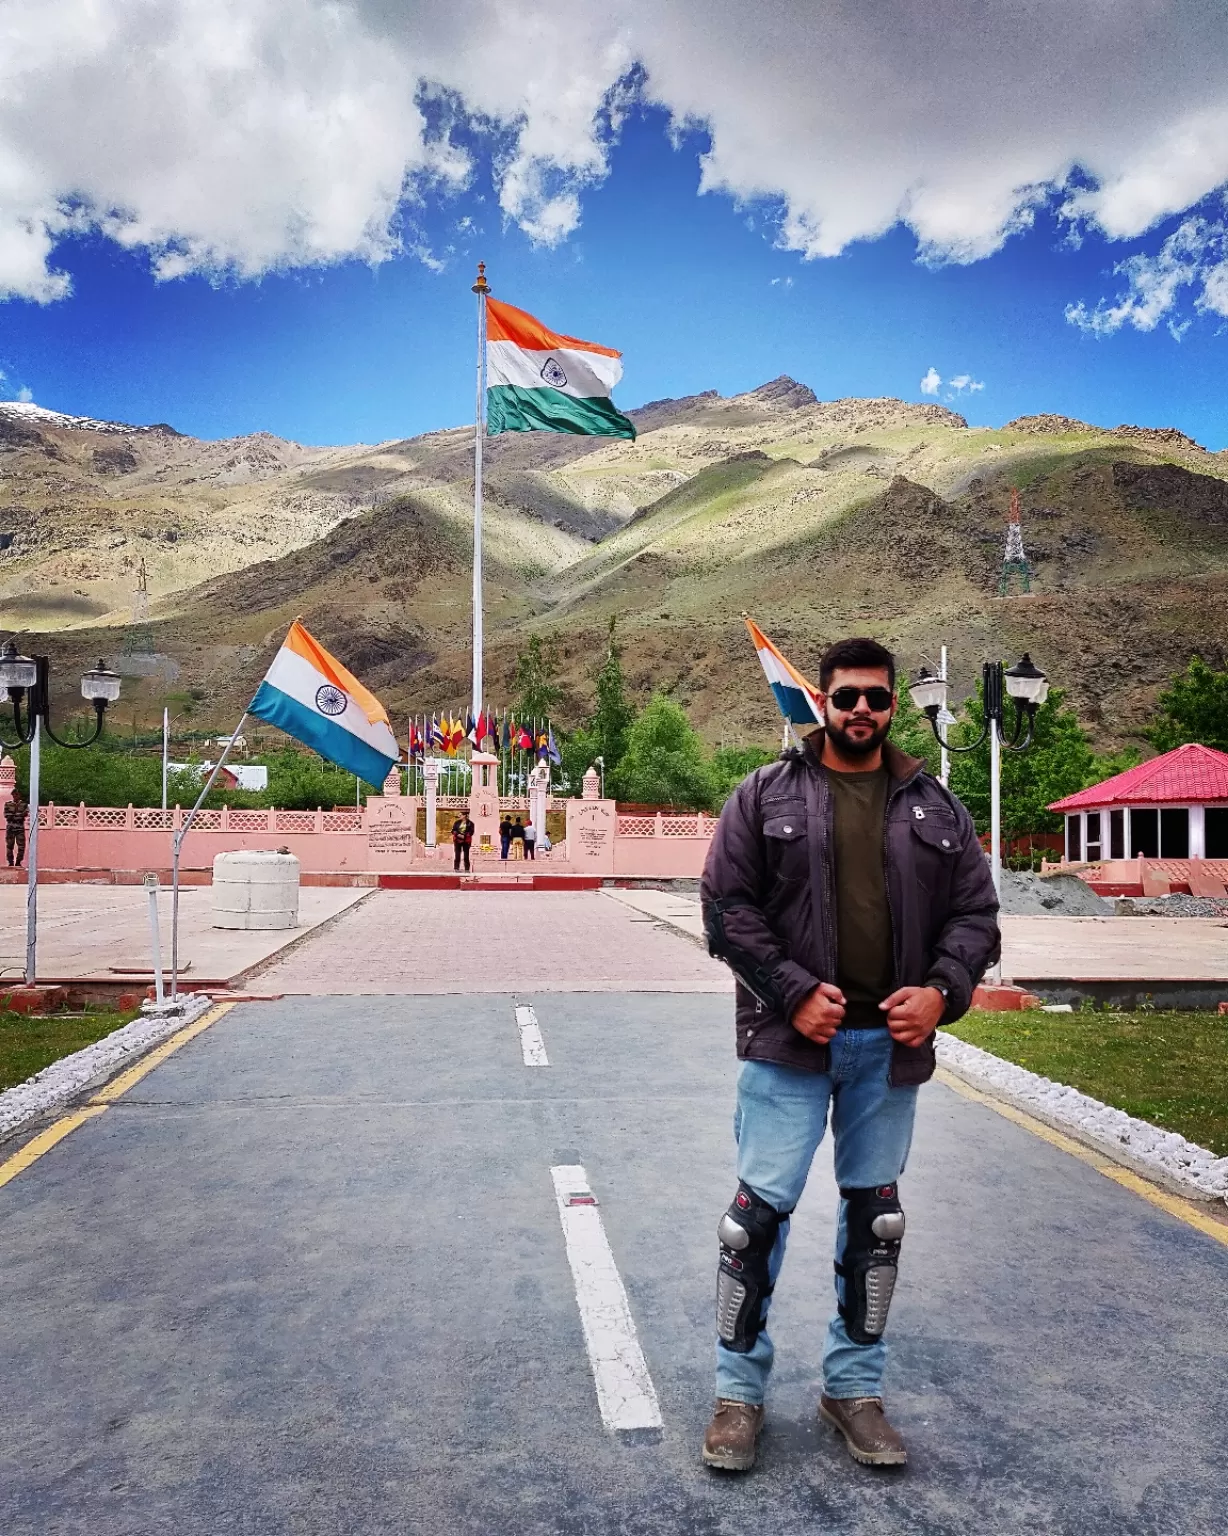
471, 262, 490, 722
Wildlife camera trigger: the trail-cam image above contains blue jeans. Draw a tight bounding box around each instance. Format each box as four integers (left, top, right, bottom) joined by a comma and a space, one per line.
715, 1029, 919, 1405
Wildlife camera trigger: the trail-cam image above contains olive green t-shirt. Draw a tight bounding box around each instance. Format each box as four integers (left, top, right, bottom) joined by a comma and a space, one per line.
822, 766, 894, 1026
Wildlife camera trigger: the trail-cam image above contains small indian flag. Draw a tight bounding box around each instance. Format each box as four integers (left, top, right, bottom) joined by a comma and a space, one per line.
249, 620, 400, 787
486, 297, 635, 440
745, 616, 824, 729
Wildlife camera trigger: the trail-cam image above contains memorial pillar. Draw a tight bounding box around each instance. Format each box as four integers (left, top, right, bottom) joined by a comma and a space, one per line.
423, 759, 439, 849
468, 751, 500, 856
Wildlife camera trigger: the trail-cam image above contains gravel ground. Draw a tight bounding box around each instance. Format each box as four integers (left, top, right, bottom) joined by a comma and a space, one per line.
936, 1032, 1228, 1204
1117, 894, 1228, 918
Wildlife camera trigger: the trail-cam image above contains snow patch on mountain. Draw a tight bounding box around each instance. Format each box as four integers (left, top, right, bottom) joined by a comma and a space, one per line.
0, 400, 180, 436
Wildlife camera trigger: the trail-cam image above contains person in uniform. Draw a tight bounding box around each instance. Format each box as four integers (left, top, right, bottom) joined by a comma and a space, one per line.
5, 787, 27, 868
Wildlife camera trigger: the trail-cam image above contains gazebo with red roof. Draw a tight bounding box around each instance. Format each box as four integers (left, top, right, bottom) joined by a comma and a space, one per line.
1048, 742, 1228, 893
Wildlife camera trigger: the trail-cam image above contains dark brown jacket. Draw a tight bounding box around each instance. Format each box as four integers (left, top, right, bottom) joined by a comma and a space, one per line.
701, 733, 1000, 1086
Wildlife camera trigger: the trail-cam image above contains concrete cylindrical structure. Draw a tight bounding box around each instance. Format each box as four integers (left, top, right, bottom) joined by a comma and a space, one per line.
212, 849, 300, 930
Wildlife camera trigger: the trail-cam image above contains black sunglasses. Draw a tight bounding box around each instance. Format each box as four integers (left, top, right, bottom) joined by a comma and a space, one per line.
827, 686, 894, 712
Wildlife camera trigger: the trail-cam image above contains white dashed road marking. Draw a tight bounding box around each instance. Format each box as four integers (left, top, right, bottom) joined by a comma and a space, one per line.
549, 1164, 663, 1434
516, 1003, 549, 1066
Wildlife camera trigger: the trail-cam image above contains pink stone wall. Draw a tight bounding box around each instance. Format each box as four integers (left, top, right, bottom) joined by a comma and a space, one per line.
27, 797, 717, 879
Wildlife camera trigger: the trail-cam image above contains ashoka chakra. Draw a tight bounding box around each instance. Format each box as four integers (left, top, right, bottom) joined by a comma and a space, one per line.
315, 683, 347, 717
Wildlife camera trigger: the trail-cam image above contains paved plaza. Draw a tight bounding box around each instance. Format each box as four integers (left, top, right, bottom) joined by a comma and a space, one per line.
0, 884, 369, 987
2, 892, 1227, 1534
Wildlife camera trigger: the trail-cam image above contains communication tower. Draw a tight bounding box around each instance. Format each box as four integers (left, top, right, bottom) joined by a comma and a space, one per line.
998, 488, 1032, 595
123, 557, 154, 655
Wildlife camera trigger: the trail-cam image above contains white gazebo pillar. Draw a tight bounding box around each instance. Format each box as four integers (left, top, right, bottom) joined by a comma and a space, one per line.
1189, 804, 1206, 859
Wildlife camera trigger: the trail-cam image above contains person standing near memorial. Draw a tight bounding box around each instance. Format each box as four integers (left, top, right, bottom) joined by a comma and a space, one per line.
699, 637, 1000, 1473
524, 818, 537, 860
5, 787, 26, 868
451, 812, 475, 872
499, 815, 513, 861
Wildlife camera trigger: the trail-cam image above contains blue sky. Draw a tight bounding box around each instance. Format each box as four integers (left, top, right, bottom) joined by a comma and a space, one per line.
3, 6, 1228, 450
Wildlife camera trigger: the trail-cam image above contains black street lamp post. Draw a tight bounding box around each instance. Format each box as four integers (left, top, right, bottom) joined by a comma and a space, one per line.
0, 640, 122, 985
909, 652, 1048, 983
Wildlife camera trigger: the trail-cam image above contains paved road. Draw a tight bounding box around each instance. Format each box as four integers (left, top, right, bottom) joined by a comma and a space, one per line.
3, 987, 1226, 1534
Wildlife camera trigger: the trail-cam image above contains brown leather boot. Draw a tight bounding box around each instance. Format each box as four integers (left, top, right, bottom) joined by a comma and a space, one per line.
701, 1398, 765, 1471
819, 1395, 907, 1466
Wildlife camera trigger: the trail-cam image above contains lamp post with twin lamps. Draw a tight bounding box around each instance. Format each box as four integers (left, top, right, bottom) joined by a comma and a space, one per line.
0, 640, 122, 986
909, 652, 1048, 979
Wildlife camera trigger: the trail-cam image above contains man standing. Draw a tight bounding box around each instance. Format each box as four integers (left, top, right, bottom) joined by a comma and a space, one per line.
5, 787, 26, 868
499, 816, 513, 861
450, 812, 475, 872
700, 637, 999, 1473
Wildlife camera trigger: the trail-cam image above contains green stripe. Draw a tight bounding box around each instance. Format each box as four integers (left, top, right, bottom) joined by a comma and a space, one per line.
487, 385, 636, 440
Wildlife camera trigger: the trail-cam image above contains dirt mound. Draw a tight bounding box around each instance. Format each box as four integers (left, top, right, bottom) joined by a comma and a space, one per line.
999, 871, 1113, 916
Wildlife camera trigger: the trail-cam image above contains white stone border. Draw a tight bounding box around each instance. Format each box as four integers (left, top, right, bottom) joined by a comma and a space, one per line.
936, 1033, 1228, 1205
0, 994, 215, 1144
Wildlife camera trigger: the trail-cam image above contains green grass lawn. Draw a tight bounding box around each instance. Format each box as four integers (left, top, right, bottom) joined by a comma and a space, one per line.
948, 1008, 1228, 1156
0, 1007, 140, 1094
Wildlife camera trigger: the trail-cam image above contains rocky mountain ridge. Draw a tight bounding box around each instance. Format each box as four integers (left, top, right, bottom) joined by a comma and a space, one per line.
4, 381, 1226, 751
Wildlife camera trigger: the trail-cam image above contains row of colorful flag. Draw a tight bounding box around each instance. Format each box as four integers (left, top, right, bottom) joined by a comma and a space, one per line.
404, 709, 561, 764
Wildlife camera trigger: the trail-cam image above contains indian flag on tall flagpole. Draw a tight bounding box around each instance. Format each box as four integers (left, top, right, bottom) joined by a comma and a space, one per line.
744, 615, 824, 729
249, 620, 400, 787
485, 297, 636, 440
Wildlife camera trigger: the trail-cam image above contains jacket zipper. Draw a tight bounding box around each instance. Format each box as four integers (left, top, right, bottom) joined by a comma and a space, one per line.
882, 767, 924, 992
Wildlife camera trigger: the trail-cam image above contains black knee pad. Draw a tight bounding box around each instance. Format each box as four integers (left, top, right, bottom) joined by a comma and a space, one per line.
836, 1183, 905, 1346
716, 1181, 791, 1352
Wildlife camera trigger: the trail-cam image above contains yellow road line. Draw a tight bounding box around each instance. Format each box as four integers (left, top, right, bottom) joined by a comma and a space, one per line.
89, 1002, 235, 1104
937, 1066, 1228, 1250
0, 1106, 108, 1191
0, 1001, 236, 1191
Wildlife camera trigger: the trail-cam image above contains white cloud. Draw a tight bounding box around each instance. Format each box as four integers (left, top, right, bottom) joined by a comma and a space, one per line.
920, 367, 941, 396
15, 386, 32, 402
1066, 216, 1228, 335
3, 2, 1228, 301
947, 374, 985, 394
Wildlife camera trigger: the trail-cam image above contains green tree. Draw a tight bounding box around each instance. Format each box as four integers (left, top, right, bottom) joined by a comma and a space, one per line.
710, 744, 776, 803
1146, 656, 1228, 753
591, 617, 635, 770
613, 694, 717, 809
511, 632, 563, 721
947, 683, 1135, 839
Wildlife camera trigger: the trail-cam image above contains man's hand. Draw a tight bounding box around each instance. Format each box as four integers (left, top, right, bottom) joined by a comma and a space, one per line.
791, 982, 846, 1044
880, 985, 945, 1046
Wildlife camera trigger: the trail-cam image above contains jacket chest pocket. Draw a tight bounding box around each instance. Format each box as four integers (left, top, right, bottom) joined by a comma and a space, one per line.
908, 815, 961, 888
763, 808, 808, 884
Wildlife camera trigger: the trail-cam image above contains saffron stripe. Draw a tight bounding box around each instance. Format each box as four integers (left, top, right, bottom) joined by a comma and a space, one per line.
487, 385, 636, 440
486, 296, 621, 357
283, 619, 390, 727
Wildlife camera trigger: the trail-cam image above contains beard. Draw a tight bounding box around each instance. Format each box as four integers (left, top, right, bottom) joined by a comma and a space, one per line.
824, 715, 892, 758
